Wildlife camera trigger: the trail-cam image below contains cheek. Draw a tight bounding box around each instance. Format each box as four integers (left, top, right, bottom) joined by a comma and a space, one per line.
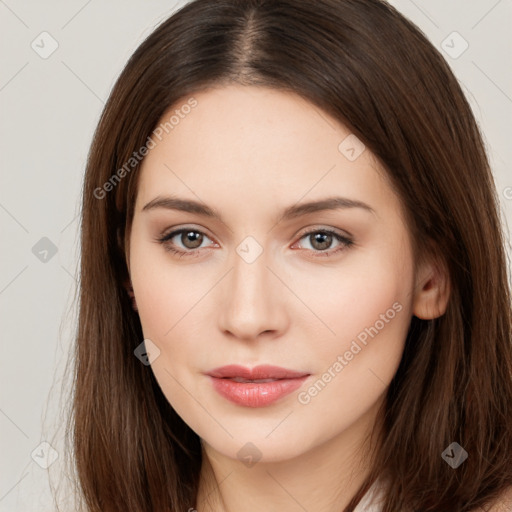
129, 225, 202, 337
129, 238, 220, 381
296, 242, 415, 417
299, 246, 413, 353
291, 267, 413, 450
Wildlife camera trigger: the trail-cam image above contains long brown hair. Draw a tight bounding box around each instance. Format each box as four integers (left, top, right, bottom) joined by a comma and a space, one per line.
62, 0, 512, 510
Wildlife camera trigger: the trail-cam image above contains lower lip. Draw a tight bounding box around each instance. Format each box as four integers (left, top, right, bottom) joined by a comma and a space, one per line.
208, 376, 309, 407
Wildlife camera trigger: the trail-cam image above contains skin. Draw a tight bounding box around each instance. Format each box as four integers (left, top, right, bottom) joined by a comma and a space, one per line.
126, 84, 450, 512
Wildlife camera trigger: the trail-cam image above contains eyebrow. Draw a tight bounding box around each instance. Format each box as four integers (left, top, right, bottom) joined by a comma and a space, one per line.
142, 195, 375, 223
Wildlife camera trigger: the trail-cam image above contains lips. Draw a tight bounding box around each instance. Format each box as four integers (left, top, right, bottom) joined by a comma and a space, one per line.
206, 364, 311, 407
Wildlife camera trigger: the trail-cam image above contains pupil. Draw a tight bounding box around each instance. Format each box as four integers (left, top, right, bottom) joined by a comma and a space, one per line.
313, 232, 331, 250
183, 231, 202, 248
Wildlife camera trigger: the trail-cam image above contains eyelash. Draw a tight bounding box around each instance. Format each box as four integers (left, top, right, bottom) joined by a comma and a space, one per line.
156, 226, 354, 259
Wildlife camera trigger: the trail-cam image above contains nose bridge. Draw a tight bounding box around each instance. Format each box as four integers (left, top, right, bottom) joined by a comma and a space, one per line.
218, 236, 284, 339
232, 243, 268, 303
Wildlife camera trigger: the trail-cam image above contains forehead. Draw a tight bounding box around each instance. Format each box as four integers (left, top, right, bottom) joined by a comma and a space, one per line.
135, 85, 396, 219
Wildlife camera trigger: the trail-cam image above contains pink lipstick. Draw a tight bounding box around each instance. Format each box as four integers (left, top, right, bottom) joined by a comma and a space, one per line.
206, 364, 310, 407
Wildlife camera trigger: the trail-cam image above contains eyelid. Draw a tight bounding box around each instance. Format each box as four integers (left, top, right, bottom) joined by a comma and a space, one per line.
159, 224, 216, 241
158, 225, 351, 244
294, 224, 354, 240
157, 224, 354, 258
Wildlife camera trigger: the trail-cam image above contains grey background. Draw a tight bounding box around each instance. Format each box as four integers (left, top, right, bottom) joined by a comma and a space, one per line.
1, 1, 511, 510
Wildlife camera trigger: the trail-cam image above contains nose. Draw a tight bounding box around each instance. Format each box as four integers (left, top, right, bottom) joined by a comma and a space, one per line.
217, 245, 289, 341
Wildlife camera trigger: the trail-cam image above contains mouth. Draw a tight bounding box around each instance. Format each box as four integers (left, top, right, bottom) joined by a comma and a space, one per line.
205, 364, 311, 407
207, 364, 310, 380
224, 377, 279, 383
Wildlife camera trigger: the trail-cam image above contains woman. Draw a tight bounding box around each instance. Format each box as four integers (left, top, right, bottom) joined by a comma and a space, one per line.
65, 0, 512, 510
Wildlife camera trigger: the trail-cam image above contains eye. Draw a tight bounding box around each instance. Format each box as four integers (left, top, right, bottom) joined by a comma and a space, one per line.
156, 226, 354, 259
156, 227, 217, 258
292, 228, 354, 257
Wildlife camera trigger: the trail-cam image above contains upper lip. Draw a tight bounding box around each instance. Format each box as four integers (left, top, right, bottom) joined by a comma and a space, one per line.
207, 364, 310, 380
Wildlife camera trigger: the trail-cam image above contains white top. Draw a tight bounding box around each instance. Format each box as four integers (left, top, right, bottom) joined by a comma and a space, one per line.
353, 479, 386, 512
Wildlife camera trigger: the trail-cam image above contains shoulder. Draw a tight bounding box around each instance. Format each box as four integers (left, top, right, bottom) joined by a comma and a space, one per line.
477, 486, 512, 512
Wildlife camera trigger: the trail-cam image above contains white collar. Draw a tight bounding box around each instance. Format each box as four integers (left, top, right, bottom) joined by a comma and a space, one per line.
353, 478, 386, 512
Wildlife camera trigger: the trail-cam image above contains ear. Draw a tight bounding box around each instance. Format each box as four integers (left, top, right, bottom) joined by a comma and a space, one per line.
124, 277, 138, 312
412, 251, 450, 320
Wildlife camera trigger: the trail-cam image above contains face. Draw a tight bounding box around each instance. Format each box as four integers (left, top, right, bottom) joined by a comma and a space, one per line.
128, 84, 417, 463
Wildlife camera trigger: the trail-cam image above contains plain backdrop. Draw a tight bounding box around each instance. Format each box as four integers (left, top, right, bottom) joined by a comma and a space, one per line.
1, 0, 511, 510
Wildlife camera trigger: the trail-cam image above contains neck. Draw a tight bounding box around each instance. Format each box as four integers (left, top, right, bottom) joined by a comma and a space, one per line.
195, 396, 384, 512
